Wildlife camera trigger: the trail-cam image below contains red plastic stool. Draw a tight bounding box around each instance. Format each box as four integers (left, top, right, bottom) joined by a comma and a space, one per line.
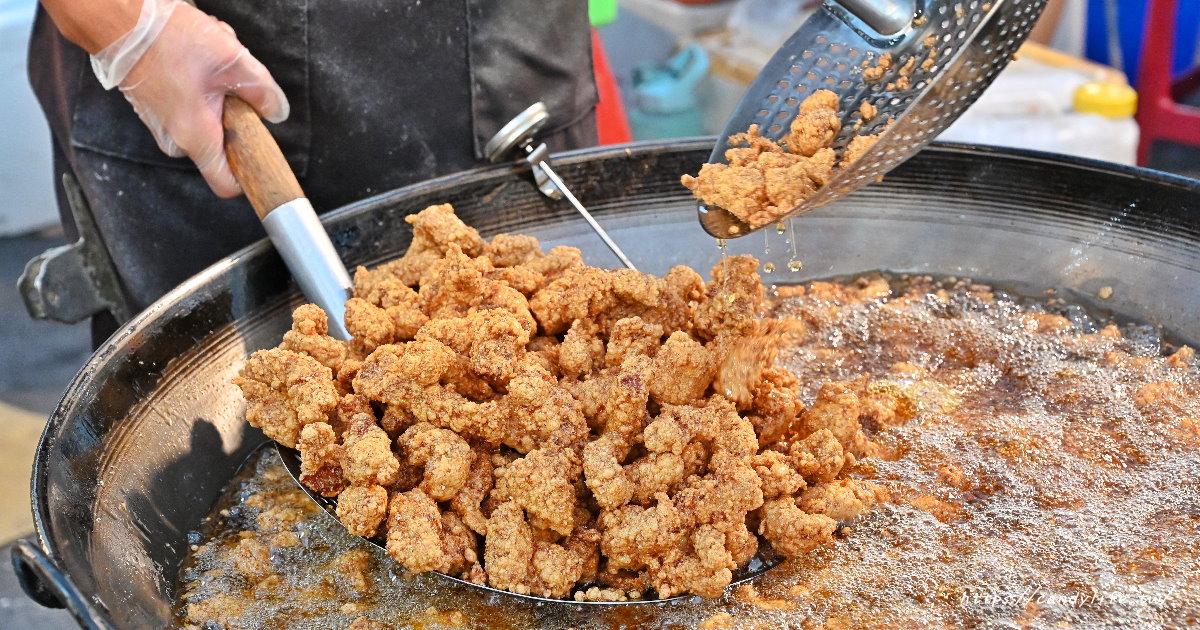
1136, 0, 1200, 166
592, 29, 633, 145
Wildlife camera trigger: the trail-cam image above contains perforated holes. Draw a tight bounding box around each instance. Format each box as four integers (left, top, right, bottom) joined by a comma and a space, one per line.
835, 63, 847, 72
757, 109, 771, 118
830, 43, 842, 53
806, 71, 818, 81
785, 97, 798, 107
776, 110, 791, 120
815, 34, 827, 44
840, 80, 852, 89
768, 95, 780, 103
791, 64, 803, 75
802, 51, 814, 59
823, 76, 836, 85
817, 58, 830, 67
848, 48, 860, 57
778, 79, 791, 90
768, 123, 782, 134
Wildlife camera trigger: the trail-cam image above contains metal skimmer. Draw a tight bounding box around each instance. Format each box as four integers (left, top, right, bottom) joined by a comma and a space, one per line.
698, 0, 1049, 238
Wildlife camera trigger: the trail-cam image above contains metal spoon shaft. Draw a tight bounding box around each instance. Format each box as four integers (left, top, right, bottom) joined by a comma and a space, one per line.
537, 161, 638, 271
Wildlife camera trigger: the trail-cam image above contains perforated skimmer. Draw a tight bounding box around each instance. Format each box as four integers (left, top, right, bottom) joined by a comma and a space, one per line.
698, 0, 1049, 238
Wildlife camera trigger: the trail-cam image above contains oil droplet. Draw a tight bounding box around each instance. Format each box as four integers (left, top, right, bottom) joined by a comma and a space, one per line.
776, 222, 787, 235
788, 260, 803, 272
764, 262, 776, 273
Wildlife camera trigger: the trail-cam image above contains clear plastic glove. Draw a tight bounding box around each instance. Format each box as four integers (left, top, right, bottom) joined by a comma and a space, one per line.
89, 0, 290, 197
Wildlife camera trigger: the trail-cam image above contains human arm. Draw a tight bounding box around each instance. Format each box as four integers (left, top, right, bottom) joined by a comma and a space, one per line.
36, 0, 289, 197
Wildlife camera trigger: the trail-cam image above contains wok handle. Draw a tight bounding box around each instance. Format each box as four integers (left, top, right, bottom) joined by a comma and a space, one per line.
221, 95, 305, 220
11, 538, 111, 630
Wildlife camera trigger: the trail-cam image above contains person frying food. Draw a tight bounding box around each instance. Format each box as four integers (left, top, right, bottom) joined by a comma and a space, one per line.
29, 0, 598, 342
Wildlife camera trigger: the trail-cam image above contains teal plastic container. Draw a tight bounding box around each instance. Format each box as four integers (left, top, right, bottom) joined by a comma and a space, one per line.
628, 44, 710, 140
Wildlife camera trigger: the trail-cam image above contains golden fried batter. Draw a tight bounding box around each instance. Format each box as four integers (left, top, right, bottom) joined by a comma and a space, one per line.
280, 304, 347, 371
397, 423, 472, 501
235, 348, 339, 448
236, 204, 883, 601
680, 88, 887, 228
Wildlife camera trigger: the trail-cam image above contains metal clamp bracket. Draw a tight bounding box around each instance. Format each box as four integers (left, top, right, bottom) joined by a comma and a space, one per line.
18, 174, 131, 325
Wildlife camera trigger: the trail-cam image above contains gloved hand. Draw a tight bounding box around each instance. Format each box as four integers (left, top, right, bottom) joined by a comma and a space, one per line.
89, 0, 290, 198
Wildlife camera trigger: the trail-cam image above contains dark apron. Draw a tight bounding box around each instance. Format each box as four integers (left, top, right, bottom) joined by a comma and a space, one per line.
28, 0, 597, 339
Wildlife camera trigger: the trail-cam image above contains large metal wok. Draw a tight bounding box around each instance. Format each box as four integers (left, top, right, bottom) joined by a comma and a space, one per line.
13, 139, 1200, 629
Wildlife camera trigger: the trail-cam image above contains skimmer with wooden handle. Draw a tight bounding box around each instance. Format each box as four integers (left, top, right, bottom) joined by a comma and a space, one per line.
698, 0, 1049, 238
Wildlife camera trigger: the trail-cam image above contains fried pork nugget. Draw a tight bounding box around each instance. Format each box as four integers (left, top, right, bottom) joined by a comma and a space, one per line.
485, 501, 535, 594
344, 297, 396, 353
605, 317, 664, 367
365, 203, 485, 288
440, 511, 480, 576
352, 339, 456, 404
648, 331, 716, 405
681, 163, 767, 226
406, 386, 508, 445
559, 319, 606, 378
486, 233, 543, 267
598, 355, 653, 439
451, 449, 494, 535
531, 527, 601, 599
751, 450, 806, 499
603, 269, 693, 336
336, 484, 388, 537
787, 89, 841, 157
797, 380, 869, 456
501, 358, 589, 453
675, 452, 764, 524
757, 497, 837, 556
649, 397, 758, 459
234, 348, 339, 448
385, 488, 460, 574
747, 366, 804, 445
343, 425, 400, 487
788, 428, 848, 484
417, 308, 530, 386
646, 529, 734, 598
280, 304, 347, 371
694, 255, 764, 341
599, 494, 687, 571
626, 451, 688, 504
582, 434, 634, 510
417, 246, 492, 321
494, 448, 579, 536
798, 479, 875, 522
398, 423, 473, 501
297, 422, 346, 497
527, 245, 584, 282
353, 273, 429, 341
529, 267, 616, 335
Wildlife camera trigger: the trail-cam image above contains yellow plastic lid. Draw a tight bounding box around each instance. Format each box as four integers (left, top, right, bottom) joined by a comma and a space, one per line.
1072, 81, 1138, 119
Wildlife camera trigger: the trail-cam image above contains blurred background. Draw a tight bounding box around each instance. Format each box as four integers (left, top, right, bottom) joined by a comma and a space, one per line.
1, 0, 1198, 622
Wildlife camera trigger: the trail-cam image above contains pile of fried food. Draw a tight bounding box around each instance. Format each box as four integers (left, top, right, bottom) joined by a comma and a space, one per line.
234, 204, 881, 601
681, 89, 880, 230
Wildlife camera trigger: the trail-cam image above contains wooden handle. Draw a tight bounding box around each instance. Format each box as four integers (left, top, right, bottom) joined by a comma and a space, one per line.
222, 96, 305, 220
